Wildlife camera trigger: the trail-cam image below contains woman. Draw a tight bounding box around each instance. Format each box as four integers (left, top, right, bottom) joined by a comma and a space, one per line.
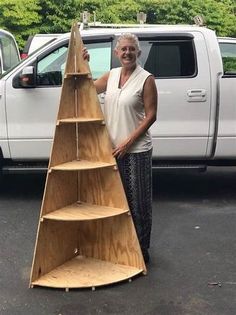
85, 33, 157, 262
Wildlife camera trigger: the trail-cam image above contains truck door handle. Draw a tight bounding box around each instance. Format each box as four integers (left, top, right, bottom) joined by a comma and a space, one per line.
187, 89, 207, 102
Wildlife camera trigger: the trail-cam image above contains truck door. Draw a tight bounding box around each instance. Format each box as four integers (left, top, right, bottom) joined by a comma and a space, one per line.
138, 32, 211, 159
5, 38, 112, 160
215, 39, 236, 157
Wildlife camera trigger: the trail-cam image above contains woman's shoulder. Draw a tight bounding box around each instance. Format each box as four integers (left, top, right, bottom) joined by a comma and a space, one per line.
110, 67, 121, 74
138, 65, 152, 77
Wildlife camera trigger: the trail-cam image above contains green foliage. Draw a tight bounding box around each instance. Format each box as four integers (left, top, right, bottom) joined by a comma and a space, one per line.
77, 0, 140, 24
38, 0, 81, 33
0, 0, 235, 50
222, 57, 236, 74
0, 0, 41, 49
138, 0, 236, 37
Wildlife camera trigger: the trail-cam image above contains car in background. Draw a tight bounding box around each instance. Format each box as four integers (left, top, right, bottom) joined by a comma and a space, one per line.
0, 29, 20, 75
21, 33, 63, 59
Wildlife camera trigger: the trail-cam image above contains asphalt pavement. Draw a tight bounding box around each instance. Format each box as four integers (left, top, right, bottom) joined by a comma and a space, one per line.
0, 167, 236, 315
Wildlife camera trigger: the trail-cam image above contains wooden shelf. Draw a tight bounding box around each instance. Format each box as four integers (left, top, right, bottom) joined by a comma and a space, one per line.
30, 23, 146, 290
43, 202, 129, 221
65, 72, 90, 78
51, 160, 116, 171
31, 256, 143, 289
57, 117, 104, 124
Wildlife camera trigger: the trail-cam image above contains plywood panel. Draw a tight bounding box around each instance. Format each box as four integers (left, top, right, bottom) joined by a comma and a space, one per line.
57, 77, 76, 119
41, 171, 78, 216
78, 123, 114, 164
77, 215, 146, 271
76, 78, 104, 119
49, 123, 77, 167
80, 168, 129, 210
30, 221, 79, 282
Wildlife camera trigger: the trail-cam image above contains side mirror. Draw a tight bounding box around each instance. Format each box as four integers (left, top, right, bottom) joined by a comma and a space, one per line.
18, 66, 36, 88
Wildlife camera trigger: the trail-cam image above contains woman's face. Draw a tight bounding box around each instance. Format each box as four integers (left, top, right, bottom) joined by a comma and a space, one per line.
115, 39, 140, 68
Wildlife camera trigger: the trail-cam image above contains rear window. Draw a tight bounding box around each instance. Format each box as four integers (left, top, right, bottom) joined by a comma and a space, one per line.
139, 38, 196, 78
219, 42, 236, 75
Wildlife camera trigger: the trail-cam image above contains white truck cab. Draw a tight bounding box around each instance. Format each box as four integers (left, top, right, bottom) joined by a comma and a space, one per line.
0, 25, 236, 173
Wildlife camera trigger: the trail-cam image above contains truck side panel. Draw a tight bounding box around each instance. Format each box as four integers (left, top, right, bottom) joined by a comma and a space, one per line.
0, 80, 11, 158
215, 76, 236, 157
214, 39, 236, 158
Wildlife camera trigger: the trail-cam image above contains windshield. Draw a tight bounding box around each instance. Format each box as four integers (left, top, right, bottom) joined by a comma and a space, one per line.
0, 38, 62, 80
0, 57, 26, 79
0, 30, 20, 75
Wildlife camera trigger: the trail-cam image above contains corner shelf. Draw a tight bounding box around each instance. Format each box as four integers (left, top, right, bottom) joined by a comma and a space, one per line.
30, 22, 146, 290
57, 117, 104, 124
65, 72, 91, 78
50, 160, 116, 171
42, 202, 129, 221
31, 256, 142, 289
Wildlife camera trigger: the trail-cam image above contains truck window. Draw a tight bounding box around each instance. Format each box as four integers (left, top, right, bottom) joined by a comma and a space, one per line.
37, 46, 67, 85
36, 41, 112, 86
139, 39, 196, 78
219, 42, 236, 75
87, 42, 111, 79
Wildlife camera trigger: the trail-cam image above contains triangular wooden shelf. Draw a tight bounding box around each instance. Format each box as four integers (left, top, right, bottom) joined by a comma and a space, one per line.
30, 22, 146, 290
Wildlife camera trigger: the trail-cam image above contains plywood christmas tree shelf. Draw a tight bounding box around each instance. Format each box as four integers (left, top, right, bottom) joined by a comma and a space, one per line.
30, 22, 146, 290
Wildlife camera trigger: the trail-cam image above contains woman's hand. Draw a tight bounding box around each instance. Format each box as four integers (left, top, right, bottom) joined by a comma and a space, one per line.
112, 138, 133, 158
82, 47, 90, 61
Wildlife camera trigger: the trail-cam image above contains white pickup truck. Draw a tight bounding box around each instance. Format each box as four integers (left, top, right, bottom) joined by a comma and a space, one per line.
0, 25, 236, 174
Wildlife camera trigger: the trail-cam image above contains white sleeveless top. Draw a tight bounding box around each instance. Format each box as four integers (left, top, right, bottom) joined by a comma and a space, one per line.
103, 65, 152, 153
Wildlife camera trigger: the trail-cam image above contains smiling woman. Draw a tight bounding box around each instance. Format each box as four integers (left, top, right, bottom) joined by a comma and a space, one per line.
86, 33, 158, 263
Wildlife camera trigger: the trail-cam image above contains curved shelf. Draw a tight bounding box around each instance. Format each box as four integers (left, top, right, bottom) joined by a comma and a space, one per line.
43, 202, 129, 221
51, 160, 116, 171
65, 72, 91, 78
57, 117, 104, 124
31, 256, 143, 289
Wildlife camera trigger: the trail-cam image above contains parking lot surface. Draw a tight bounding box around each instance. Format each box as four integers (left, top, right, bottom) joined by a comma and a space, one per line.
0, 167, 236, 315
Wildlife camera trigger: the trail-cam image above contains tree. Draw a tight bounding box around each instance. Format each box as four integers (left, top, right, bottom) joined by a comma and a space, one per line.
76, 0, 140, 24
0, 0, 41, 49
38, 0, 82, 33
138, 0, 236, 37
0, 0, 235, 50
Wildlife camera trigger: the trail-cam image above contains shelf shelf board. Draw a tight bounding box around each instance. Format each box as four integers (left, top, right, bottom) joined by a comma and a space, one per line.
51, 160, 116, 171
57, 117, 104, 124
31, 256, 143, 289
43, 202, 129, 221
65, 72, 91, 78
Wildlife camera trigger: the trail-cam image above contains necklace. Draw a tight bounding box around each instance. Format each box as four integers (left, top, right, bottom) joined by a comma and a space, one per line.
119, 74, 130, 88
119, 65, 137, 88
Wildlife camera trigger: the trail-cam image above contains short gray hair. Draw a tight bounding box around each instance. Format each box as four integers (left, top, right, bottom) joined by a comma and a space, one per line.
115, 33, 140, 52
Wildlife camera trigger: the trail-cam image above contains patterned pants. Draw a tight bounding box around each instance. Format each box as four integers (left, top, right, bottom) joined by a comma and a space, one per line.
116, 149, 152, 253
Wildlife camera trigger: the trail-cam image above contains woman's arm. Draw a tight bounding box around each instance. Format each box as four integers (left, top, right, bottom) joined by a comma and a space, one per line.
112, 75, 158, 158
94, 72, 109, 94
